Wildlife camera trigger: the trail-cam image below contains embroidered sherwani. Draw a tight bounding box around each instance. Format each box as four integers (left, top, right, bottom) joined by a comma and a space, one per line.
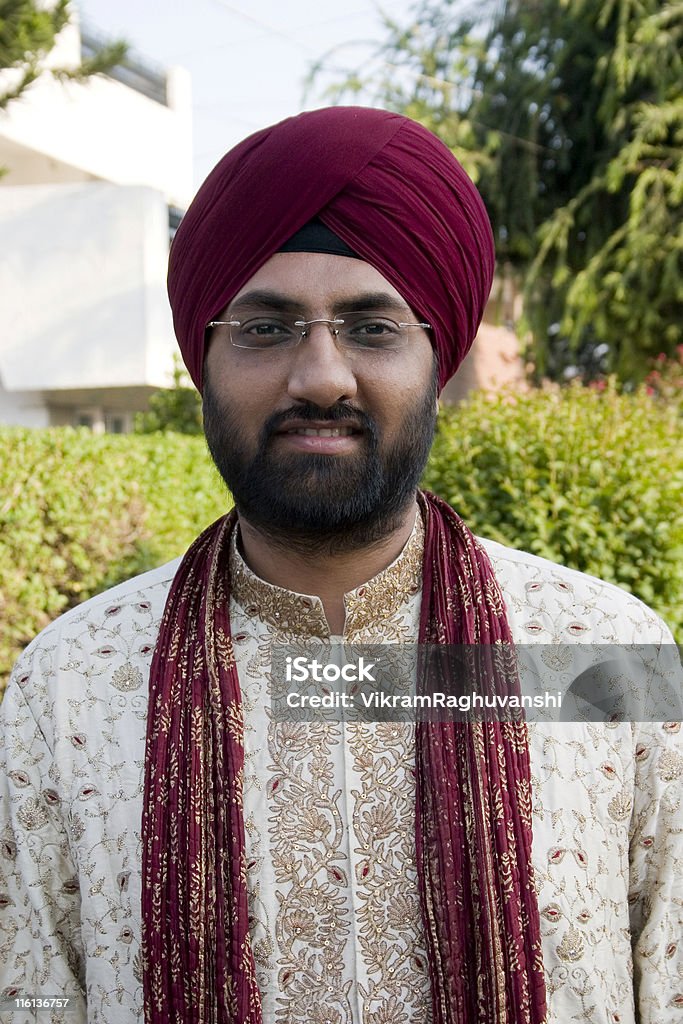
1, 515, 681, 1024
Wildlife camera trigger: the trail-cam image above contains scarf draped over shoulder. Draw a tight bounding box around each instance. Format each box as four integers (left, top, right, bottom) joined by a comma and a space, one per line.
142, 491, 546, 1024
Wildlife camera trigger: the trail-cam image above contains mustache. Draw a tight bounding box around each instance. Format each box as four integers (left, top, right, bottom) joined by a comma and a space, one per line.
261, 403, 378, 440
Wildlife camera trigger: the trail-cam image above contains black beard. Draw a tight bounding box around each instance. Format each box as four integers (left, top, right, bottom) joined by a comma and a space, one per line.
202, 366, 438, 555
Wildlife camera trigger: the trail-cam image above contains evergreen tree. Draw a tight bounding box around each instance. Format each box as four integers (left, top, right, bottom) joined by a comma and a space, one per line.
320, 0, 683, 383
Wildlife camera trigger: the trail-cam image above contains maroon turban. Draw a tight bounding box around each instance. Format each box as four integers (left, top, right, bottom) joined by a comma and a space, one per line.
167, 106, 495, 393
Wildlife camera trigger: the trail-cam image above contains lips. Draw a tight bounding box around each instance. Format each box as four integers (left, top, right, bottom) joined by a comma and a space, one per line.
273, 418, 364, 453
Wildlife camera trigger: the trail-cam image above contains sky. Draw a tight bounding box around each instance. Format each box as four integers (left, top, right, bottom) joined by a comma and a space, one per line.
76, 0, 419, 192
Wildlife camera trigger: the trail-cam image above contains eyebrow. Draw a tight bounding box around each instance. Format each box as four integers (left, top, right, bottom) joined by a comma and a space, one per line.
228, 290, 414, 316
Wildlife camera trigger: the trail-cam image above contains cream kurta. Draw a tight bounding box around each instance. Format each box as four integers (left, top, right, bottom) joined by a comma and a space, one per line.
1, 518, 682, 1024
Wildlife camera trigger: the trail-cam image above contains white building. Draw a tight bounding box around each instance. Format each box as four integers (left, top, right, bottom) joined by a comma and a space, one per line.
0, 12, 192, 431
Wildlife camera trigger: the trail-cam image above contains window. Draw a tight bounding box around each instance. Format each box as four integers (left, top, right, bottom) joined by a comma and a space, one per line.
105, 412, 132, 434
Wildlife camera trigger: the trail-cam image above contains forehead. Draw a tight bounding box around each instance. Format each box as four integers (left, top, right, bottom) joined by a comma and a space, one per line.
229, 252, 412, 311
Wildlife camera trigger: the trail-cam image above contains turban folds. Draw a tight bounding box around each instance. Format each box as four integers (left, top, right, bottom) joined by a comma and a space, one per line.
167, 106, 495, 393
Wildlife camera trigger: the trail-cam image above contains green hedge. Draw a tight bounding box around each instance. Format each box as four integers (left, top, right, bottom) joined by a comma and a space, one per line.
1, 383, 681, 689
0, 429, 228, 688
422, 382, 683, 640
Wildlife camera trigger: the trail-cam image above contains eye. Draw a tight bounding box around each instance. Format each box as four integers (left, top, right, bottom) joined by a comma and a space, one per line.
341, 313, 402, 347
236, 317, 297, 348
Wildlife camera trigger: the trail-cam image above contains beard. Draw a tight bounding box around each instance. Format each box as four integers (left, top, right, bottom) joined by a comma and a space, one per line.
202, 363, 438, 555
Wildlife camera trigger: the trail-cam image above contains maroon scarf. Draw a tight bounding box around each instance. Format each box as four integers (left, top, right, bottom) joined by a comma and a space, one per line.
142, 491, 546, 1023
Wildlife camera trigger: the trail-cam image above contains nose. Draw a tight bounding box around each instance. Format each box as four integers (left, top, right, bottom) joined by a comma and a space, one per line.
286, 323, 358, 407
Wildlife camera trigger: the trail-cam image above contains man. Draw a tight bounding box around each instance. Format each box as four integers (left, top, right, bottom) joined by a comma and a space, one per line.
1, 107, 681, 1024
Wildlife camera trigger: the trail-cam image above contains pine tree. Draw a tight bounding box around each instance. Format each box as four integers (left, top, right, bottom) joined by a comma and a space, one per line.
319, 0, 683, 383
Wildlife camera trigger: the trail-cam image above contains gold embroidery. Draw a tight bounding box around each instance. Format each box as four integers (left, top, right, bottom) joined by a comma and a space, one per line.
227, 508, 432, 1022
230, 531, 329, 637
230, 510, 424, 638
344, 513, 424, 636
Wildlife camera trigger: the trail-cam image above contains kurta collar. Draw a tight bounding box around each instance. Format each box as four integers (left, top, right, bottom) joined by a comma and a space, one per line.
229, 509, 424, 638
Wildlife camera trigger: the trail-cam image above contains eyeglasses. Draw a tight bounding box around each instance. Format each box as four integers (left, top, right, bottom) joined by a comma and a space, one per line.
206, 311, 431, 352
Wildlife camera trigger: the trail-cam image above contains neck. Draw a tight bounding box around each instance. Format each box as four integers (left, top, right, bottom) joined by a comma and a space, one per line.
236, 501, 419, 634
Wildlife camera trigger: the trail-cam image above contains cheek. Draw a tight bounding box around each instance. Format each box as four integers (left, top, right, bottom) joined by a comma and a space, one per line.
362, 348, 435, 413
205, 345, 286, 413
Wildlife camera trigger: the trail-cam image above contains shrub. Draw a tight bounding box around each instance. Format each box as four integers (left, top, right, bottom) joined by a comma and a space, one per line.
0, 429, 228, 689
133, 355, 203, 435
644, 345, 683, 408
423, 381, 683, 640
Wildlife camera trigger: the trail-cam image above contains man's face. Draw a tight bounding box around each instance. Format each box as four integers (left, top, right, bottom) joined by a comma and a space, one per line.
203, 252, 438, 552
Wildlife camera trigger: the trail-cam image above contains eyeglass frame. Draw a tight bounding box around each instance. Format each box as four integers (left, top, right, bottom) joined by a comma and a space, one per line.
206, 312, 432, 351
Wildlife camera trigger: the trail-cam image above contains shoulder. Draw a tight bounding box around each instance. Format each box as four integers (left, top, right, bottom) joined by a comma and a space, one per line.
477, 536, 674, 644
20, 558, 182, 653
4, 560, 181, 727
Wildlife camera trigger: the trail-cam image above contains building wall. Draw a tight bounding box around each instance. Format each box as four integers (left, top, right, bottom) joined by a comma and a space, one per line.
47, 386, 158, 432
0, 184, 176, 401
0, 378, 50, 428
0, 18, 192, 209
441, 323, 526, 405
0, 16, 191, 432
